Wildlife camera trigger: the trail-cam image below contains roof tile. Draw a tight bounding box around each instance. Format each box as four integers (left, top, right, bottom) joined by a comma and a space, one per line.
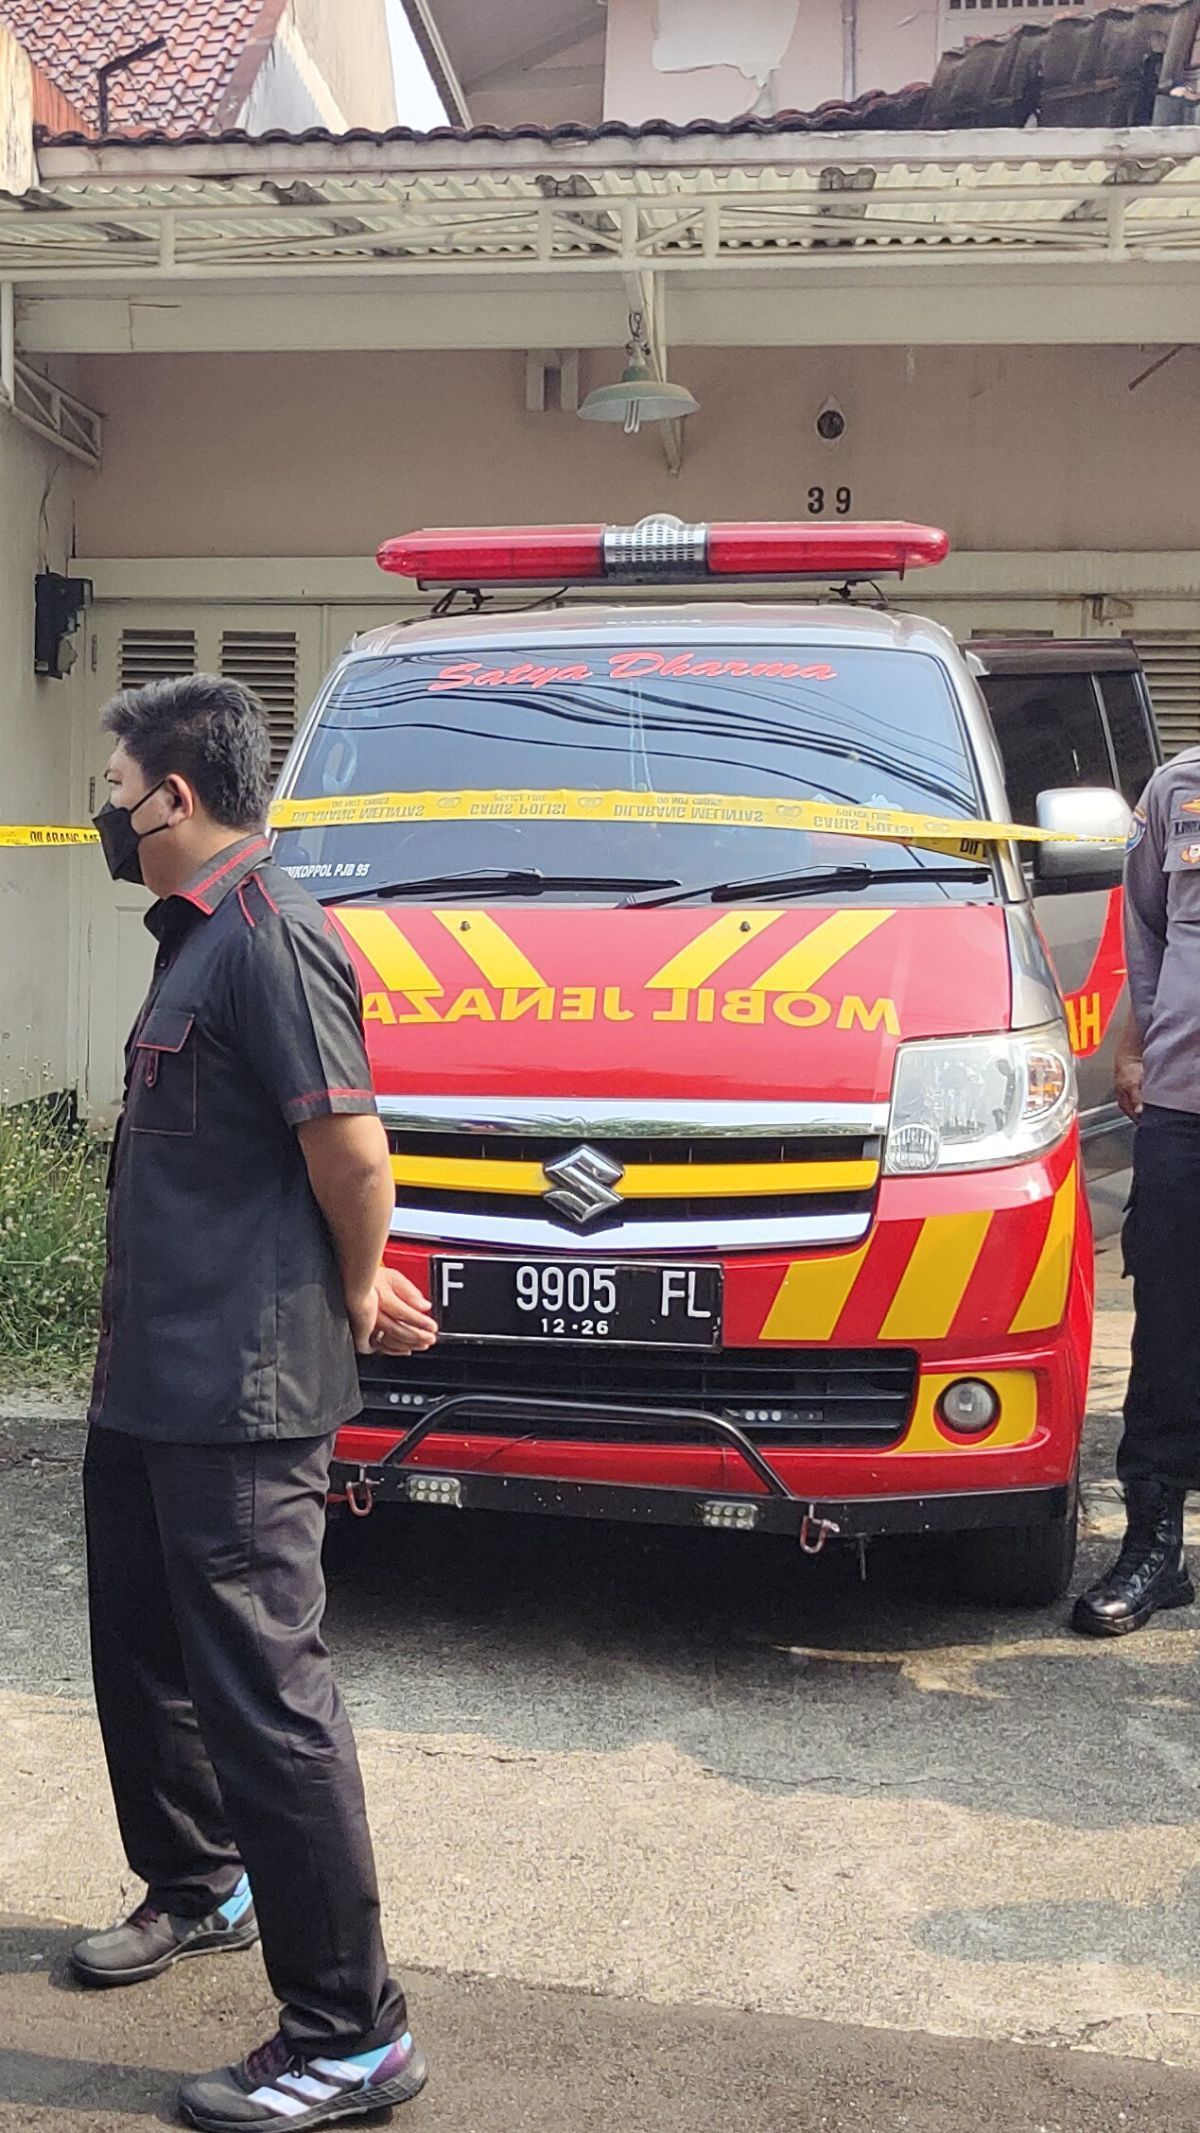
0, 0, 285, 131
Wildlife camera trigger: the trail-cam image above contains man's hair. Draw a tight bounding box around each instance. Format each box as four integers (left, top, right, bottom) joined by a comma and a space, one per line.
102, 674, 273, 830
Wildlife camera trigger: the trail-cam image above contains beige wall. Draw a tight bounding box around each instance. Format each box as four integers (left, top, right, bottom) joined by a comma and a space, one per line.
73, 343, 1197, 561
603, 0, 938, 123
288, 0, 399, 129
0, 414, 83, 1098
235, 0, 399, 131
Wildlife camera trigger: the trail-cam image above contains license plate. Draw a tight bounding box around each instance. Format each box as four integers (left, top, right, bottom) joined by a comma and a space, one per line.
432, 1255, 723, 1348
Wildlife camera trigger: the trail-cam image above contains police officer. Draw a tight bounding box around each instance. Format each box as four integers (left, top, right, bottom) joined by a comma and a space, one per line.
71, 676, 438, 2131
1072, 751, 1200, 1637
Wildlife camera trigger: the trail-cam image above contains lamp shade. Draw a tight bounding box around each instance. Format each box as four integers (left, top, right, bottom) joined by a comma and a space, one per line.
578, 356, 700, 434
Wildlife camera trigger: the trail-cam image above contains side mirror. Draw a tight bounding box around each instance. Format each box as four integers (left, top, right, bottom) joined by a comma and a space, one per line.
1032, 787, 1131, 884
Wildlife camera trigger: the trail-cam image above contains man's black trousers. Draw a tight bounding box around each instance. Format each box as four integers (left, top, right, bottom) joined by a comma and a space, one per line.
1120, 1102, 1200, 1493
82, 1425, 406, 2054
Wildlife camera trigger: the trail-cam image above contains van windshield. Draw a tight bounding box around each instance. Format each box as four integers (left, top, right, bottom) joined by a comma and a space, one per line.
274, 639, 991, 902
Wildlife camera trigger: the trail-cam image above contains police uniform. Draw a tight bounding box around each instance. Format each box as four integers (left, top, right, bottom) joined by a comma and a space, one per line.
1119, 748, 1200, 1492
83, 832, 406, 2055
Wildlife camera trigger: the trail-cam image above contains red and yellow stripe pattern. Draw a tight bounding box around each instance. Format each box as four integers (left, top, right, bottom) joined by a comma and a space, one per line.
759, 1162, 1077, 1345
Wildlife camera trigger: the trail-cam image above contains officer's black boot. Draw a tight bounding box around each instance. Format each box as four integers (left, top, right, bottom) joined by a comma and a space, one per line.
1071, 1479, 1194, 1637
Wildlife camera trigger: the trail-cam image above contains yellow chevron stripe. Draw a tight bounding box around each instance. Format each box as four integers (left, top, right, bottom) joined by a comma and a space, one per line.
760, 1239, 873, 1342
1009, 1165, 1077, 1334
336, 909, 441, 993
879, 1210, 993, 1341
645, 910, 783, 991
392, 1155, 878, 1199
748, 909, 893, 993
433, 909, 546, 989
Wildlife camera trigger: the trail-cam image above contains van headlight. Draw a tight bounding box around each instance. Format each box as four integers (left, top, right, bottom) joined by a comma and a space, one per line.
884, 1022, 1076, 1175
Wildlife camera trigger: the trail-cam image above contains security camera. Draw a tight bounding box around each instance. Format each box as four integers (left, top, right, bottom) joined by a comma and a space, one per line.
815, 400, 846, 443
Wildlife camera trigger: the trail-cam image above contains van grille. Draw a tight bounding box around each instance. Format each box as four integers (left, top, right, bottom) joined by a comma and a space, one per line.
358, 1344, 917, 1452
385, 1126, 881, 1238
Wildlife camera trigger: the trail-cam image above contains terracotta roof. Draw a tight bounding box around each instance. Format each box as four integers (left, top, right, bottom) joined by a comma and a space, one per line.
0, 0, 288, 132
35, 0, 1200, 148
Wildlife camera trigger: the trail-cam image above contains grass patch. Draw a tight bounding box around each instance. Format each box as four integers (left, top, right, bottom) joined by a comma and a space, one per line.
0, 1098, 107, 1390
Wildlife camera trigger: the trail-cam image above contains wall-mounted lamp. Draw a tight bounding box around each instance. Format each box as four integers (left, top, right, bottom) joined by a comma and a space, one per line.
578, 312, 699, 435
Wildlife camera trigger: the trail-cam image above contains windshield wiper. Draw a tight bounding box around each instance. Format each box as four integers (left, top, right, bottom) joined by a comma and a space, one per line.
623, 863, 992, 908
319, 869, 682, 906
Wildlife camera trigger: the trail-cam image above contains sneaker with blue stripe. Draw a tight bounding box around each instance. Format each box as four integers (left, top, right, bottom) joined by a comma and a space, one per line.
177, 2029, 428, 2131
70, 1874, 258, 1986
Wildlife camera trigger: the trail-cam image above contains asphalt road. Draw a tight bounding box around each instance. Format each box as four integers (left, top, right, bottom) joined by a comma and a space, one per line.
4, 1247, 1200, 2129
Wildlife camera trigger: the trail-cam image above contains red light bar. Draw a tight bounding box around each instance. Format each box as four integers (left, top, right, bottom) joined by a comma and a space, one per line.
706, 522, 949, 579
376, 516, 950, 588
379, 526, 606, 584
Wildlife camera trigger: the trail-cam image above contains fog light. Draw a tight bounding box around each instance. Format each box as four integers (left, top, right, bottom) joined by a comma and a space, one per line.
887, 1121, 940, 1173
937, 1379, 1000, 1434
405, 1475, 463, 1506
698, 1500, 759, 1530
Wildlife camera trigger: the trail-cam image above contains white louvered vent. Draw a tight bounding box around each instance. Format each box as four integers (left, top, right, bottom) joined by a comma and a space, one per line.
1133, 635, 1200, 757
947, 0, 1090, 10
220, 630, 300, 778
118, 628, 197, 690
940, 0, 1091, 42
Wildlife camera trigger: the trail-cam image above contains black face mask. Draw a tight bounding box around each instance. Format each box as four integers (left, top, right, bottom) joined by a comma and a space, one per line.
93, 782, 170, 886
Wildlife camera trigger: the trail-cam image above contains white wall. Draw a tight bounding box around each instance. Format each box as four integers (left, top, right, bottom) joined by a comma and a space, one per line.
604, 0, 937, 121
0, 413, 82, 1100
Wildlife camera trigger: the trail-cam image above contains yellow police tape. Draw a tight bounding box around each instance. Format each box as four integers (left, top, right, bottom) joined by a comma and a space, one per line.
0, 825, 99, 847
267, 787, 1124, 863
3, 788, 1126, 860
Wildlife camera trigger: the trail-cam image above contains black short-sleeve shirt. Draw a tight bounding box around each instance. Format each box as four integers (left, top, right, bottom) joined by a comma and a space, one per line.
89, 834, 378, 1444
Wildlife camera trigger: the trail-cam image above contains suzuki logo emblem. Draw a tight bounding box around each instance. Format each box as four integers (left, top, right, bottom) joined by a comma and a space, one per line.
542, 1144, 625, 1228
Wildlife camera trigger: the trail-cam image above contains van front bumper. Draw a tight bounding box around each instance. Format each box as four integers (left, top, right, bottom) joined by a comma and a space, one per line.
330, 1397, 1071, 1540
338, 1136, 1092, 1523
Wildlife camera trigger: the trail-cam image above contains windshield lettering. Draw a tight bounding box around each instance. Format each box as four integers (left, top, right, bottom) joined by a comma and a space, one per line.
428, 650, 840, 692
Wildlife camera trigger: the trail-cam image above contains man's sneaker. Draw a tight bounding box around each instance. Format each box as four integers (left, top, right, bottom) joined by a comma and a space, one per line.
70, 1874, 258, 1986
178, 2029, 427, 2131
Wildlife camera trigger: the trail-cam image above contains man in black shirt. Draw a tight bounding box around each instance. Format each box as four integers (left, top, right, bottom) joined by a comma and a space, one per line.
72, 675, 437, 2132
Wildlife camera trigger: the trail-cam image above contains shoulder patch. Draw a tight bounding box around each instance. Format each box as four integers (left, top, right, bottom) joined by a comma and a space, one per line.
1126, 806, 1147, 850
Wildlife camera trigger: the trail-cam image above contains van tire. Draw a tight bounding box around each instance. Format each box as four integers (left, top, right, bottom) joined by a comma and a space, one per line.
945, 1473, 1079, 1608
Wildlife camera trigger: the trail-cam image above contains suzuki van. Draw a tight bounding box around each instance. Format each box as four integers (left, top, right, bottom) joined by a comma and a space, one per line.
272, 519, 1135, 1606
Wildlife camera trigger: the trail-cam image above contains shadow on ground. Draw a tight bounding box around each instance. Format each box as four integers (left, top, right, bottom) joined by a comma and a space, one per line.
915, 1868, 1200, 1980
322, 1498, 1200, 1831
0, 1923, 174, 2122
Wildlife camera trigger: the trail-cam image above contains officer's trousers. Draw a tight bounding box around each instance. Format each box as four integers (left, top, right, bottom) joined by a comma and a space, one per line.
82, 1424, 406, 2055
1119, 1102, 1200, 1493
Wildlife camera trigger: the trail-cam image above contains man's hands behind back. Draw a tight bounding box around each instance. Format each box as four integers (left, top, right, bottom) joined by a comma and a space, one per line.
351, 1267, 438, 1357
297, 1113, 438, 1356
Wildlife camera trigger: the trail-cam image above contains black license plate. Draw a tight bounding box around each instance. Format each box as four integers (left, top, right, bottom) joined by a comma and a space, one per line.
432, 1256, 723, 1348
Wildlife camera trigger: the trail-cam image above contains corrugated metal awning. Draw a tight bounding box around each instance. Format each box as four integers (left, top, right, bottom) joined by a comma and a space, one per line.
4, 128, 1200, 282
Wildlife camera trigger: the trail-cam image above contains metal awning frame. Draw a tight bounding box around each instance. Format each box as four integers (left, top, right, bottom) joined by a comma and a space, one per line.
5, 126, 1200, 285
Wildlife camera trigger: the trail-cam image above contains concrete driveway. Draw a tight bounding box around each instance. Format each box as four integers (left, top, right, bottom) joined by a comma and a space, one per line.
4, 1245, 1200, 2129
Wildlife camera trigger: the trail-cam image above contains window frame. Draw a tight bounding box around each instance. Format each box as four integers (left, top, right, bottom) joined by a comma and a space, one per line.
982, 666, 1120, 829
1095, 666, 1160, 803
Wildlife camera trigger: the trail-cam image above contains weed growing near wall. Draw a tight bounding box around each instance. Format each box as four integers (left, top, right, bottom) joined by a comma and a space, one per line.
0, 1100, 106, 1386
